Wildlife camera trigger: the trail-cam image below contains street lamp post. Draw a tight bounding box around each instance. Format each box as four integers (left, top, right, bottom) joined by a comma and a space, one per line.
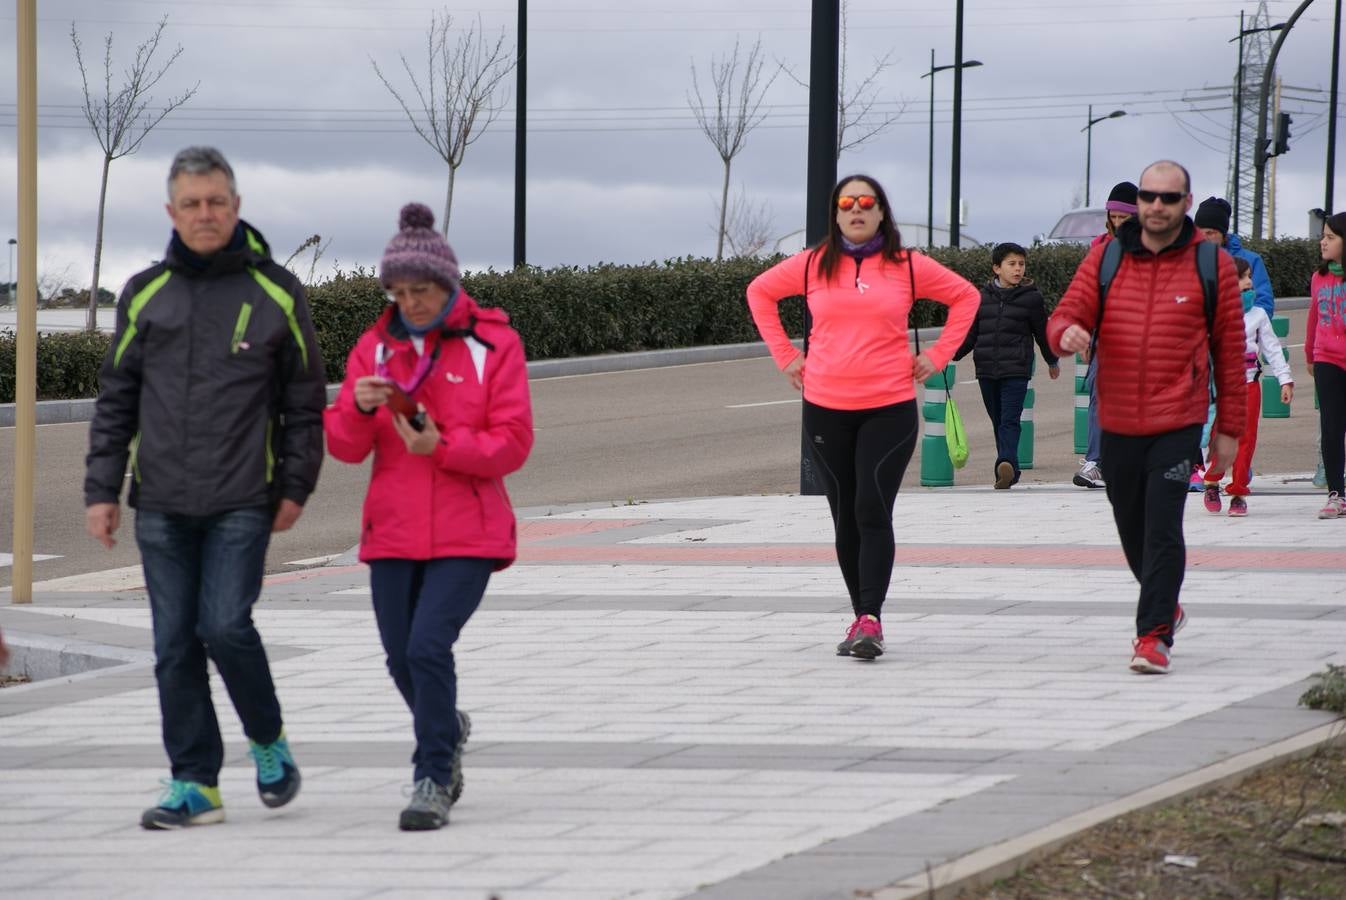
6, 237, 15, 299
921, 52, 981, 248
1327, 0, 1342, 213
1253, 0, 1316, 241
1229, 15, 1285, 234
1083, 105, 1126, 207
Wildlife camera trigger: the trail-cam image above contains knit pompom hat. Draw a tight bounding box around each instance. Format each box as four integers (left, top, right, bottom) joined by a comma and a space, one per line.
379, 203, 460, 291
1194, 196, 1232, 235
1105, 181, 1138, 215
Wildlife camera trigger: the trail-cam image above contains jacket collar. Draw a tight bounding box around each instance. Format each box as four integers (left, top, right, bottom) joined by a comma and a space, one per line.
1116, 216, 1198, 257
163, 221, 270, 276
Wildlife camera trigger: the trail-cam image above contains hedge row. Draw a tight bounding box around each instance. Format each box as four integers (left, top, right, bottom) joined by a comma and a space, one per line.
2, 238, 1324, 403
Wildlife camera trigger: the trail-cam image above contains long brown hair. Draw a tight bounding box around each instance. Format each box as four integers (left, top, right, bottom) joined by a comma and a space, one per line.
814, 174, 905, 282
1318, 212, 1346, 275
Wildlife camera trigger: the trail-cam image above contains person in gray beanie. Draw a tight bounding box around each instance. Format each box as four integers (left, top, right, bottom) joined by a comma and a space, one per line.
324, 203, 534, 831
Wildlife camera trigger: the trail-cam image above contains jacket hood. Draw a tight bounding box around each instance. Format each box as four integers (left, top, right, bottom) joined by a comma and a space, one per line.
984, 277, 1037, 298
163, 220, 272, 276
1224, 232, 1246, 253
1116, 215, 1199, 256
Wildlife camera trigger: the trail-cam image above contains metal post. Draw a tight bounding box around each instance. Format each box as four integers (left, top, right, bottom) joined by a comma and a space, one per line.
1234, 11, 1245, 233
513, 0, 526, 268
950, 0, 965, 247
1328, 0, 1342, 213
927, 48, 935, 249
801, 0, 839, 495
1085, 104, 1093, 207
13, 0, 38, 604
1253, 0, 1316, 241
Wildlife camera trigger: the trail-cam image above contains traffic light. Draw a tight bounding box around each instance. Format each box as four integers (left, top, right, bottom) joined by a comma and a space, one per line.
1273, 112, 1293, 156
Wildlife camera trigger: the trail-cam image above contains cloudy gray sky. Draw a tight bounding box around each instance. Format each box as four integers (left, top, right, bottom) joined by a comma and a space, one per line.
1, 0, 1342, 294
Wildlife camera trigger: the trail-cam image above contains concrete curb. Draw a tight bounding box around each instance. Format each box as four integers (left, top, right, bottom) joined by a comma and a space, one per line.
2, 296, 1311, 428
871, 717, 1346, 900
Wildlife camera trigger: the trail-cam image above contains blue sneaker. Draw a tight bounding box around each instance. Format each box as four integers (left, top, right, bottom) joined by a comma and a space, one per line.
141, 779, 224, 829
249, 733, 301, 808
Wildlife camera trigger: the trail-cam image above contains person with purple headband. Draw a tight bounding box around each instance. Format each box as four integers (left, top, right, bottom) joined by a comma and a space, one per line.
1075, 180, 1138, 491
324, 203, 533, 831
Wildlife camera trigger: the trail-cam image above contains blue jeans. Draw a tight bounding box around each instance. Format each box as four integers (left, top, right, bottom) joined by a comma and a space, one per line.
369, 558, 493, 786
1086, 357, 1101, 464
978, 377, 1029, 482
135, 506, 281, 786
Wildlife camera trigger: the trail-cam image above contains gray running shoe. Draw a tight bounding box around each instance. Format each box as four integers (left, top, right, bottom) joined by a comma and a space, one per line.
400, 777, 452, 831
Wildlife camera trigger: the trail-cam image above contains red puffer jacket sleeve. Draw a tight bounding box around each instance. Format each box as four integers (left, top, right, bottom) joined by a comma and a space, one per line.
324, 331, 380, 464
1047, 242, 1106, 356
431, 324, 534, 479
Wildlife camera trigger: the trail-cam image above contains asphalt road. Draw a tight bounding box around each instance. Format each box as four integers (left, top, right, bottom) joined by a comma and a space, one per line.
0, 308, 1321, 589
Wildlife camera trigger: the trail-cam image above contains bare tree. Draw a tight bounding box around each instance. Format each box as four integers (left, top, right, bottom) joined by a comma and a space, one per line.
716, 184, 775, 258
372, 10, 516, 236
779, 0, 904, 159
72, 16, 197, 332
283, 233, 332, 285
688, 37, 780, 261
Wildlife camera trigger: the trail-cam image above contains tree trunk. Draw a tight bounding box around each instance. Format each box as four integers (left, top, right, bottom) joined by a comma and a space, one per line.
716, 158, 731, 261
88, 154, 112, 332
443, 166, 457, 237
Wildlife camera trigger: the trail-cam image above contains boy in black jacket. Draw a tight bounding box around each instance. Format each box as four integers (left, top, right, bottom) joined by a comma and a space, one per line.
954, 242, 1060, 489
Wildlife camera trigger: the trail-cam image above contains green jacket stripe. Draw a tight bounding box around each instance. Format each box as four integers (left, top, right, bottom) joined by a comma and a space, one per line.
113, 270, 172, 367
248, 268, 309, 370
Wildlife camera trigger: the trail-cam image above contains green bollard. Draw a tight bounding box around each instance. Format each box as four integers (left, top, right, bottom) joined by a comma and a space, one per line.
1072, 353, 1089, 455
1019, 358, 1036, 470
919, 364, 955, 487
1262, 314, 1291, 418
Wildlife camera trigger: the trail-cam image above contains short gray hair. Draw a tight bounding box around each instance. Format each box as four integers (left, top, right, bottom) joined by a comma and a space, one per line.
166, 146, 237, 199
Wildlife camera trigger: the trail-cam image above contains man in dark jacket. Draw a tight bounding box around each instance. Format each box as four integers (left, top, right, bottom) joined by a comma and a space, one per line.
84, 146, 325, 829
1048, 160, 1244, 676
955, 242, 1060, 489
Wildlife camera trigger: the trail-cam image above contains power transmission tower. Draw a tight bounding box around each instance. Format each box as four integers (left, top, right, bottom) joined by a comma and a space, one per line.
1229, 1, 1277, 235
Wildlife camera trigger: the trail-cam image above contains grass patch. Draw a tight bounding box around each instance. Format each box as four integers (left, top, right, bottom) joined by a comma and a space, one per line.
961, 737, 1346, 899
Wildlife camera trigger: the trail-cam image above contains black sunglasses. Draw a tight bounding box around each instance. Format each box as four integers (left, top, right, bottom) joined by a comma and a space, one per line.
1136, 189, 1186, 205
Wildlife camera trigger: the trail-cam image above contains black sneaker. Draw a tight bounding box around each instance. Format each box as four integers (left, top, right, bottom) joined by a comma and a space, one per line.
249, 733, 301, 809
448, 710, 471, 804
400, 777, 452, 831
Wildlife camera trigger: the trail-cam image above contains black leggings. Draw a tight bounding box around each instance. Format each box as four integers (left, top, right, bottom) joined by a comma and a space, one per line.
802, 399, 919, 619
1318, 362, 1346, 496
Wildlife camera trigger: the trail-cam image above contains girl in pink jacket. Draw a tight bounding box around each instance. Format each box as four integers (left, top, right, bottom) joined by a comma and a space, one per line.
324, 204, 533, 830
746, 174, 979, 660
1308, 212, 1346, 518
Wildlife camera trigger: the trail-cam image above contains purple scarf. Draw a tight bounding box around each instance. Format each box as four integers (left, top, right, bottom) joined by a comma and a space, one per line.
841, 234, 884, 262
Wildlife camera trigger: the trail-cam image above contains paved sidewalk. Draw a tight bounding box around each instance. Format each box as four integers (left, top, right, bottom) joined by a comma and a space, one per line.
2, 474, 1344, 899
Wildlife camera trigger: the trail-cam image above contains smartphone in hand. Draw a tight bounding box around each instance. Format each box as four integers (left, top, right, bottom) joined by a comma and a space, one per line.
386, 386, 427, 432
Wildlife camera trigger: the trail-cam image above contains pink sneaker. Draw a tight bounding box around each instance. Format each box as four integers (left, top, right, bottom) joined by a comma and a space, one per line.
1202, 485, 1221, 514
849, 615, 885, 660
1319, 493, 1344, 520
836, 617, 864, 656
1228, 496, 1248, 517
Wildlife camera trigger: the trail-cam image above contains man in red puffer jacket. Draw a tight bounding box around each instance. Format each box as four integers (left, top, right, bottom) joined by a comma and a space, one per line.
1048, 160, 1245, 676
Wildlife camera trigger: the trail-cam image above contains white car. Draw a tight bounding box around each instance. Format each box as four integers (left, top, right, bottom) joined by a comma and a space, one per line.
1035, 207, 1107, 246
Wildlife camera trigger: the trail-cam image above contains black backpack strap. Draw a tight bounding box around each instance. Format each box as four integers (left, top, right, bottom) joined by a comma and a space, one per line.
1195, 240, 1219, 334
1091, 238, 1124, 354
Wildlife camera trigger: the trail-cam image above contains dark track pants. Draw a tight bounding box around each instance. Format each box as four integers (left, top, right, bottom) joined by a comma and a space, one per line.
1099, 425, 1202, 646
802, 399, 919, 619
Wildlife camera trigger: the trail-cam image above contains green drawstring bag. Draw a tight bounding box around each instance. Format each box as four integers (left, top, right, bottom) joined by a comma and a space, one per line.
944, 390, 969, 469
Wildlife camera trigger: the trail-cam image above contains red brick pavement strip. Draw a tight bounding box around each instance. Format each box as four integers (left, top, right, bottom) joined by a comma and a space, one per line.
515, 543, 1346, 571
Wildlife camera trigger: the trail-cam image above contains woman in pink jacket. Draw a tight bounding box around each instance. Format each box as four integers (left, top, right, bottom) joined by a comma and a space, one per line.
324, 203, 533, 830
1308, 211, 1346, 518
746, 174, 979, 660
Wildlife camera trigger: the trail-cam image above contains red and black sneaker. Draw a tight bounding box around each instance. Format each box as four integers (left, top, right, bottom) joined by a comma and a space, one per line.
849, 615, 885, 660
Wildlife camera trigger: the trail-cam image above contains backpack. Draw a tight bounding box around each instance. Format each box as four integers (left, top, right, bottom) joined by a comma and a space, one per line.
1094, 237, 1219, 347
1094, 236, 1221, 401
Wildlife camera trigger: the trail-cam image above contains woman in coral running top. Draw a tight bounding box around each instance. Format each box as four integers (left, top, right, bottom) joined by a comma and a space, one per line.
746, 174, 979, 660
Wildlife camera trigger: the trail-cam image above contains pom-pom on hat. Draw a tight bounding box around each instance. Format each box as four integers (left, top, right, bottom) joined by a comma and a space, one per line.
1194, 196, 1232, 235
1105, 181, 1138, 215
380, 203, 460, 291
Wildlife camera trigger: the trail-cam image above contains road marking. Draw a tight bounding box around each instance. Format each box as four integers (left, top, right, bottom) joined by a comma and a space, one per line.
726, 399, 801, 409
284, 554, 343, 567
0, 564, 144, 593
0, 553, 59, 568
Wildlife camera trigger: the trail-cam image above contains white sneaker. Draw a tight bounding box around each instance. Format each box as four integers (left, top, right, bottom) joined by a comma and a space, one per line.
1073, 461, 1104, 489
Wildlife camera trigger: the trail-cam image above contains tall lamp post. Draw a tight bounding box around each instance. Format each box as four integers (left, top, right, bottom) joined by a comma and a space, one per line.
1327, 0, 1342, 213
920, 52, 981, 248
6, 237, 15, 299
1083, 105, 1126, 207
1229, 14, 1285, 234
1253, 0, 1316, 241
